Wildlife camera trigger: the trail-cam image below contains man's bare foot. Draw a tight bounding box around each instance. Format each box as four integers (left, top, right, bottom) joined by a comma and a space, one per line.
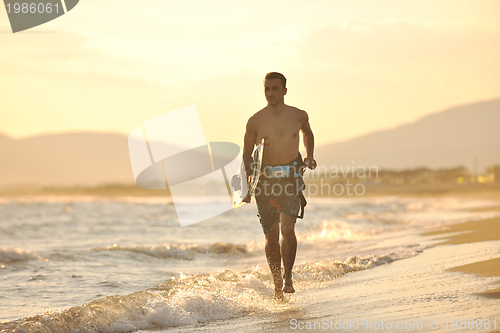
282, 278, 295, 293
274, 289, 285, 302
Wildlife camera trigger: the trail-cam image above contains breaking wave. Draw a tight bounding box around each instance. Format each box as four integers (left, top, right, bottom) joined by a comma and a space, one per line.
90, 242, 249, 261
0, 251, 419, 332
0, 248, 42, 264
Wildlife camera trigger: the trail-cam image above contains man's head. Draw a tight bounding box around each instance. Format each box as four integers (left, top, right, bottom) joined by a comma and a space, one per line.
264, 72, 287, 107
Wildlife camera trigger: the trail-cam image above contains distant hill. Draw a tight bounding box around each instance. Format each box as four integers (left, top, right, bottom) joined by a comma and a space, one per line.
0, 132, 134, 187
315, 98, 500, 171
1, 98, 499, 187
0, 132, 12, 143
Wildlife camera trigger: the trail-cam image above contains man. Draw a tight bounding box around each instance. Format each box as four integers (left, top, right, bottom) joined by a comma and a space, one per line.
242, 72, 316, 300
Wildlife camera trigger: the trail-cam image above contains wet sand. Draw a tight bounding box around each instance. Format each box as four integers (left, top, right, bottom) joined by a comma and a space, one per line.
425, 209, 500, 300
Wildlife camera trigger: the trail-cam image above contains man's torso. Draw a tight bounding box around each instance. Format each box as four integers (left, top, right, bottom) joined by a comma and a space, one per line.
252, 105, 304, 166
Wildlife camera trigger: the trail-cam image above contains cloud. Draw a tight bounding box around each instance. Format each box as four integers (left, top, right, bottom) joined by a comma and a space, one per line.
290, 18, 500, 94
303, 19, 500, 67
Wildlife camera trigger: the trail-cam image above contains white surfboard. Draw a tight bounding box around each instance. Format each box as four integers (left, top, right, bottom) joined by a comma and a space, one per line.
230, 139, 264, 208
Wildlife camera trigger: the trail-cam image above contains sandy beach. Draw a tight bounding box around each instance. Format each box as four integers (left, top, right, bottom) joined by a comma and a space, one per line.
427, 211, 500, 301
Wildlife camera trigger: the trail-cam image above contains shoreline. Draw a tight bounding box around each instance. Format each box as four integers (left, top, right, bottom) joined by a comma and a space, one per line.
1, 182, 499, 198
424, 206, 500, 300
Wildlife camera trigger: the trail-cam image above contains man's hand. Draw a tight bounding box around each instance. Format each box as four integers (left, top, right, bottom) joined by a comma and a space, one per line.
243, 175, 252, 203
304, 157, 317, 170
243, 193, 252, 203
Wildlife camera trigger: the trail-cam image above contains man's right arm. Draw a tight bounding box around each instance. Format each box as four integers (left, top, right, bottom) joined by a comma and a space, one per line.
242, 117, 257, 203
242, 116, 257, 161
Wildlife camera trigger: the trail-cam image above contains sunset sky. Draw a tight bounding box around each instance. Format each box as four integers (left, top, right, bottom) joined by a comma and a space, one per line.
1, 0, 499, 146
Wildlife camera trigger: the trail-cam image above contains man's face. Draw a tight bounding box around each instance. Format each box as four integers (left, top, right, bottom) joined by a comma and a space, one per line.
264, 78, 287, 106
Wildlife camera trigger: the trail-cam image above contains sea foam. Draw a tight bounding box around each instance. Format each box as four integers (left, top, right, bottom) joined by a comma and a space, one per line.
0, 248, 41, 264
0, 250, 419, 332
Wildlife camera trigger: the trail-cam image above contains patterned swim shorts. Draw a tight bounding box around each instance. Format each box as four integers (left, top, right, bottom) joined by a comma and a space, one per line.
255, 154, 307, 236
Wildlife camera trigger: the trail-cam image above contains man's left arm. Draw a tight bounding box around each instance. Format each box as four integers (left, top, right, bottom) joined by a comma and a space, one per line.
300, 111, 317, 170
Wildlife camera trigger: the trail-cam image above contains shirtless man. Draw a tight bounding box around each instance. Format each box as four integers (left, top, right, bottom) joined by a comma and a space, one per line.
242, 72, 316, 300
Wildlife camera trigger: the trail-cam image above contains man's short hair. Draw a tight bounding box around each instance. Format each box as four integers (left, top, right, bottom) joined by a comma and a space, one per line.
264, 72, 286, 89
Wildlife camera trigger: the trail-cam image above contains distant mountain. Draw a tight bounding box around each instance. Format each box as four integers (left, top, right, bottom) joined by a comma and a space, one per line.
1, 98, 499, 187
0, 132, 135, 187
0, 132, 13, 143
315, 98, 500, 171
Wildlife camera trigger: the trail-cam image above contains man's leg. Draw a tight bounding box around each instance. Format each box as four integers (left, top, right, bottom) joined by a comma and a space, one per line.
265, 222, 284, 300
280, 213, 297, 293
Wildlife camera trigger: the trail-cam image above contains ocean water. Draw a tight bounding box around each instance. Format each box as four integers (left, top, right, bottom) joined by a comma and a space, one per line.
0, 195, 499, 332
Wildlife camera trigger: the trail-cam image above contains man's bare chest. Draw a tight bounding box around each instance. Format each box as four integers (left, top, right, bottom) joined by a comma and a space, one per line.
257, 118, 302, 141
